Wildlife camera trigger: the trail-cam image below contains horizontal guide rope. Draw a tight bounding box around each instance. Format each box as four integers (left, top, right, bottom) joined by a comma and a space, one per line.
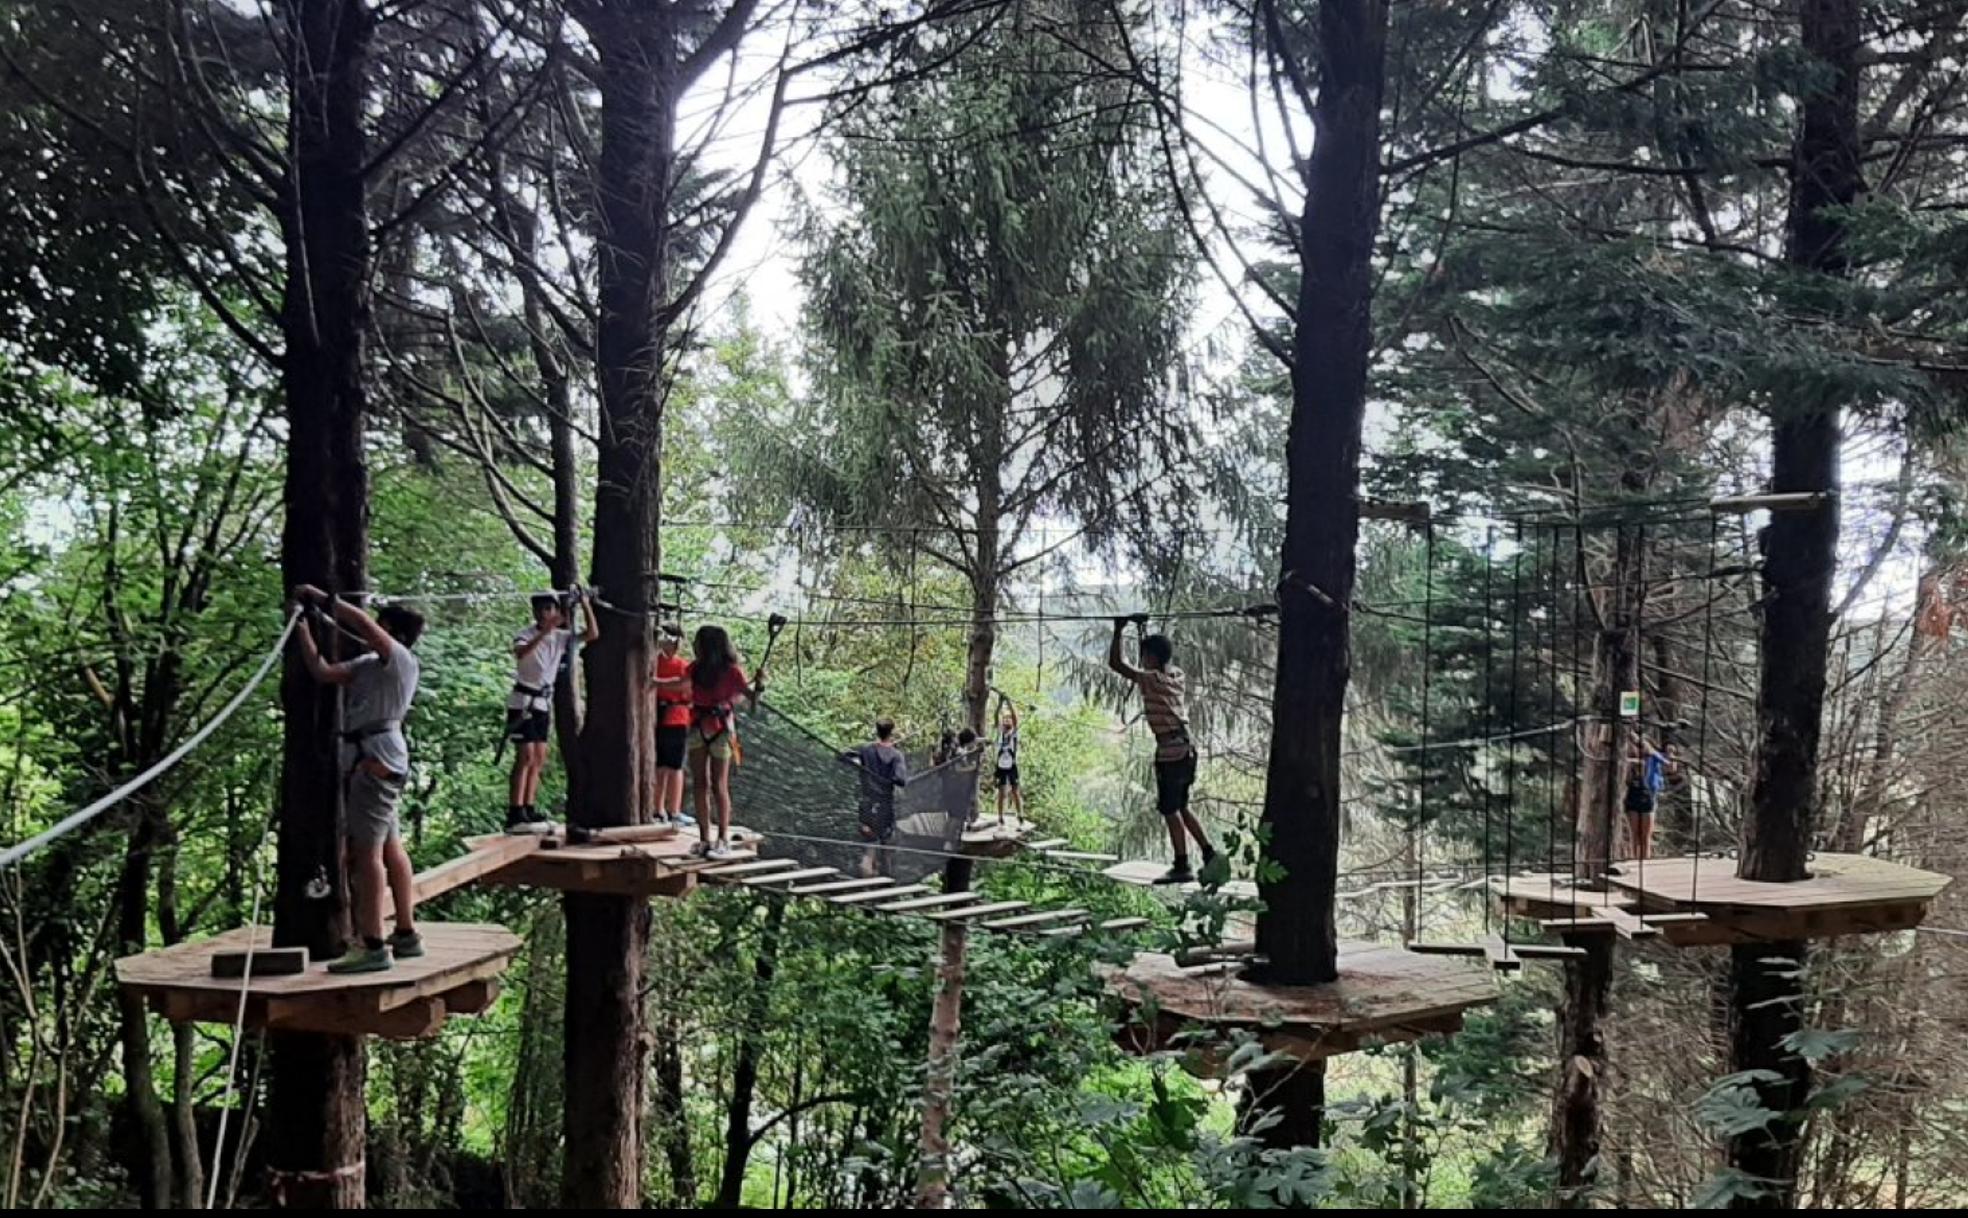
0, 608, 304, 870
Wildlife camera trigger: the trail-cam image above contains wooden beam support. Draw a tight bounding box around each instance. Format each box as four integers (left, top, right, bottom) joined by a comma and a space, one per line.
413, 835, 544, 903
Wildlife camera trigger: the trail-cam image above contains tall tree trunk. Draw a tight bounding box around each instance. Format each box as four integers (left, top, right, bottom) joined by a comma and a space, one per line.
1549, 933, 1614, 1205
653, 1013, 696, 1206
1579, 535, 1642, 881
115, 799, 174, 1209
915, 883, 970, 1209
1729, 0, 1859, 1203
268, 0, 376, 1207
562, 6, 676, 1206
715, 899, 786, 1209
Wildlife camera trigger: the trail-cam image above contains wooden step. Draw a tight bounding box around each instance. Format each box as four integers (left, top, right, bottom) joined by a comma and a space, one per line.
1026, 837, 1070, 851
701, 858, 801, 879
1511, 943, 1589, 960
983, 908, 1089, 931
1096, 917, 1151, 932
832, 884, 932, 906
789, 877, 894, 896
878, 892, 984, 914
740, 867, 839, 888
1406, 941, 1488, 958
1044, 850, 1120, 863
928, 901, 1030, 922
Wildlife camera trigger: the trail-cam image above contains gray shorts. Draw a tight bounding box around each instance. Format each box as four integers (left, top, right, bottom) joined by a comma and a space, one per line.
345, 767, 405, 850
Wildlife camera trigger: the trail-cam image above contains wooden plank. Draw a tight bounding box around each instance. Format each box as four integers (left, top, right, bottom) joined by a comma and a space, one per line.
1097, 917, 1151, 932
878, 892, 984, 914
982, 909, 1088, 931
1044, 850, 1120, 863
831, 884, 932, 906
699, 858, 802, 879
579, 823, 680, 845
413, 835, 543, 903
1484, 938, 1523, 972
440, 979, 500, 1016
788, 877, 894, 896
211, 948, 308, 978
1511, 944, 1589, 960
1540, 916, 1617, 935
1592, 905, 1661, 941
737, 867, 838, 888
1406, 942, 1488, 958
1026, 838, 1070, 851
927, 901, 1030, 922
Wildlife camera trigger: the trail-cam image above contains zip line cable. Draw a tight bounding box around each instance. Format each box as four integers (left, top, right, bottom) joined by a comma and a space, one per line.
0, 608, 304, 870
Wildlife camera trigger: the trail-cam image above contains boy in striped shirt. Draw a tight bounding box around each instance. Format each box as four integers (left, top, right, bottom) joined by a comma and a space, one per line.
1109, 617, 1218, 884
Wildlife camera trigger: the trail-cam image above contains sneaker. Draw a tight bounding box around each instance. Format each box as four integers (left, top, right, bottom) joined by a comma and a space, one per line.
327, 945, 393, 975
387, 930, 424, 960
1152, 862, 1195, 886
506, 806, 553, 835
708, 840, 734, 861
674, 812, 696, 828
689, 839, 711, 859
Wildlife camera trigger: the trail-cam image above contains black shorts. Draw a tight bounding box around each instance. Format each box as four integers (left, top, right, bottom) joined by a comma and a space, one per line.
995, 764, 1020, 789
1154, 752, 1197, 816
859, 801, 896, 843
1625, 784, 1657, 817
655, 724, 687, 769
505, 707, 551, 745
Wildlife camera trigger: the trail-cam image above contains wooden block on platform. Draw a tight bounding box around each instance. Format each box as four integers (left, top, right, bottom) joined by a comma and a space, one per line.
832, 884, 931, 905
928, 901, 1030, 922
211, 947, 309, 978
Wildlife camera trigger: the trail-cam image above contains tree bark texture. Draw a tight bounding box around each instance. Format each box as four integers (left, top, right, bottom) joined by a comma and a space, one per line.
1549, 933, 1615, 1205
1253, 0, 1390, 988
268, 0, 376, 1207
1729, 0, 1861, 1203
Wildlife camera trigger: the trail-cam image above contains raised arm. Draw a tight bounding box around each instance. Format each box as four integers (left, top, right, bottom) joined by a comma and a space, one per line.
290, 586, 354, 684
1106, 617, 1141, 681
578, 590, 600, 644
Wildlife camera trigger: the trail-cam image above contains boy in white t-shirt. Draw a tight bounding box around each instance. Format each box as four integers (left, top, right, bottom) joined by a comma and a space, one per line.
506, 590, 596, 832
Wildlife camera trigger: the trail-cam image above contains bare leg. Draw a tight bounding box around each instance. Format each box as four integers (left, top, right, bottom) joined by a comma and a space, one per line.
661, 767, 684, 818
690, 749, 713, 845
522, 743, 548, 805
349, 844, 388, 942
384, 835, 417, 932
711, 756, 734, 842
1162, 814, 1188, 862
1634, 815, 1654, 861
996, 781, 1007, 824
507, 745, 526, 806
1178, 810, 1212, 857
1010, 783, 1024, 820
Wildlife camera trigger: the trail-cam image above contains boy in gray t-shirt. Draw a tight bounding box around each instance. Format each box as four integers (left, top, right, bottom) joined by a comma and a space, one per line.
292, 585, 426, 974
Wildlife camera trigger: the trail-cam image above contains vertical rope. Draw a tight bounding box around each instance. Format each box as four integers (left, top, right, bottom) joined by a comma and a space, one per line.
902, 527, 920, 698
1694, 514, 1720, 904
1035, 573, 1046, 697
1479, 525, 1496, 937
1570, 523, 1587, 925
1537, 525, 1556, 887
1505, 525, 1526, 946
1633, 521, 1649, 902
1415, 521, 1436, 933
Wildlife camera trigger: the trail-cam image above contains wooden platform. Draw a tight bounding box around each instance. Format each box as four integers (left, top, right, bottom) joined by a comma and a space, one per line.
1106, 942, 1496, 1074
1604, 853, 1951, 945
468, 825, 763, 898
116, 923, 520, 1040
960, 815, 1039, 858
1103, 858, 1259, 902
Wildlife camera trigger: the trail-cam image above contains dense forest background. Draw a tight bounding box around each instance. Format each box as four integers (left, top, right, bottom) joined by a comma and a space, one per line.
4, 0, 1968, 1208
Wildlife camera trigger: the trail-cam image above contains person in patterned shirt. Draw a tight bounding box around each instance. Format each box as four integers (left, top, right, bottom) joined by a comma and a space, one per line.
1109, 617, 1218, 884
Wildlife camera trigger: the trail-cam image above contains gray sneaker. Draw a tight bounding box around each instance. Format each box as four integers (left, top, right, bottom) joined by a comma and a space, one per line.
327, 945, 393, 975
387, 930, 425, 960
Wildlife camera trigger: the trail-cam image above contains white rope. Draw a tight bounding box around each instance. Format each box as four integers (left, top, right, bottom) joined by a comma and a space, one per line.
0, 609, 304, 870
205, 837, 272, 1210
